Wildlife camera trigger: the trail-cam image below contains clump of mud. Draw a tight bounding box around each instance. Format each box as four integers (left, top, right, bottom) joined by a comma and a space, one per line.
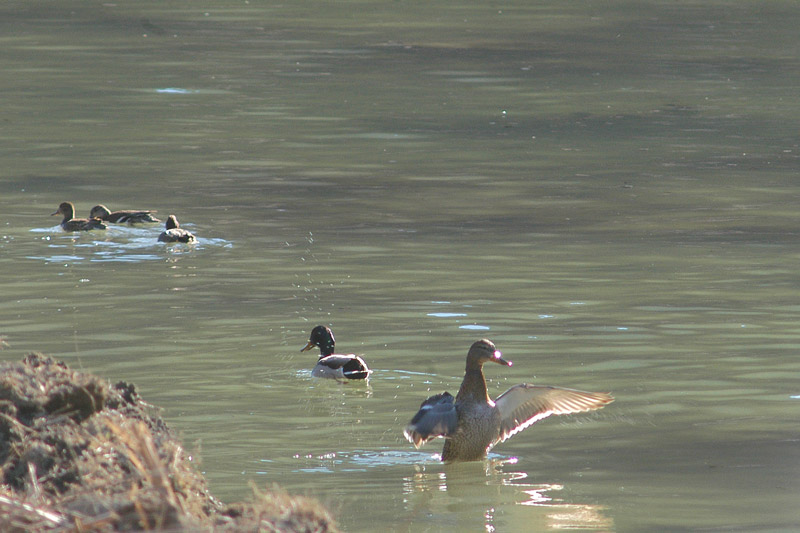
0, 353, 338, 532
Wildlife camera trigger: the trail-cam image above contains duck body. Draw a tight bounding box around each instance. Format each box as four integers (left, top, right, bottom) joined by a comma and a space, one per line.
442, 397, 502, 462
89, 204, 160, 224
404, 339, 613, 462
311, 354, 372, 380
301, 325, 372, 380
51, 202, 107, 231
158, 215, 196, 243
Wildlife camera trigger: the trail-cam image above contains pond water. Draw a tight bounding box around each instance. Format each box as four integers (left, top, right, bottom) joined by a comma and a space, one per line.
2, 1, 800, 531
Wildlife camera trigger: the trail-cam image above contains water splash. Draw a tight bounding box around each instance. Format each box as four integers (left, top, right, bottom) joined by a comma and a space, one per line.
28, 226, 232, 263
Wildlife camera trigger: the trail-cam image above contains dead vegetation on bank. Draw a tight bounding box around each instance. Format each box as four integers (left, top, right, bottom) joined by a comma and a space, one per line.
0, 353, 338, 532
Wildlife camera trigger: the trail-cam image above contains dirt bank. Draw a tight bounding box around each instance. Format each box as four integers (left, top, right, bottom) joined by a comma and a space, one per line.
0, 353, 338, 532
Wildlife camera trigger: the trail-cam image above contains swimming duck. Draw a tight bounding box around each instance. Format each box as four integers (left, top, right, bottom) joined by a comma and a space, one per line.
158, 215, 196, 243
404, 339, 613, 462
89, 204, 161, 224
51, 202, 107, 231
301, 325, 372, 380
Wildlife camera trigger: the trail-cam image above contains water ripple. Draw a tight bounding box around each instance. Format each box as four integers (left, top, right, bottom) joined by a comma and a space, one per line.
28, 226, 232, 263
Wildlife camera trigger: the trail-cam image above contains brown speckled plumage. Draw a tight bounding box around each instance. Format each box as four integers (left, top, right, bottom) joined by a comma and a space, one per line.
405, 339, 613, 462
51, 202, 107, 231
158, 215, 196, 243
90, 204, 160, 224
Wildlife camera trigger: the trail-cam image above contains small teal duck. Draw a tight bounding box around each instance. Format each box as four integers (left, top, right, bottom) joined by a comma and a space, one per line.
51, 202, 107, 231
158, 215, 196, 243
89, 204, 161, 224
404, 339, 613, 462
301, 325, 372, 380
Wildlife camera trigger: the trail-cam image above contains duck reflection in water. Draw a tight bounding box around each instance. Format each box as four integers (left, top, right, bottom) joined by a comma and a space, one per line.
402, 459, 614, 531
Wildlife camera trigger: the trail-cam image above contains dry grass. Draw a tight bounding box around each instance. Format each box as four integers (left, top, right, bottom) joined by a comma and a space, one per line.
0, 353, 339, 532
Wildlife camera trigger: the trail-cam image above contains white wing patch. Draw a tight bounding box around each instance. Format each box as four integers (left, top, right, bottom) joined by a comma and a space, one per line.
313, 354, 371, 380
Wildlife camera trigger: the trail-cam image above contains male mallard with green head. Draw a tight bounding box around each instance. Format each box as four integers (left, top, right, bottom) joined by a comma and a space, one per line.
51, 202, 107, 231
404, 339, 613, 462
89, 204, 161, 224
158, 215, 196, 243
301, 325, 372, 380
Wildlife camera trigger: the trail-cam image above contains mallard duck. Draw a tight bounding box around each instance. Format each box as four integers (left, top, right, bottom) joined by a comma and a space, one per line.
301, 325, 372, 380
89, 204, 161, 224
404, 339, 613, 462
158, 215, 196, 243
51, 202, 107, 231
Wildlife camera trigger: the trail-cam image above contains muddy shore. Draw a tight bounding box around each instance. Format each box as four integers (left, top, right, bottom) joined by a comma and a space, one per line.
0, 353, 338, 532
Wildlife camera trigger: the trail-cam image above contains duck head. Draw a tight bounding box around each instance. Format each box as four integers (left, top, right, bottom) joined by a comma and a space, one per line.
51, 202, 75, 219
165, 215, 181, 230
301, 325, 336, 357
89, 205, 112, 219
466, 339, 511, 369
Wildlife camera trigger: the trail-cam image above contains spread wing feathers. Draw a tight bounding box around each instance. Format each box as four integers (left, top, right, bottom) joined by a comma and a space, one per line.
403, 392, 457, 448
318, 354, 372, 379
493, 384, 614, 446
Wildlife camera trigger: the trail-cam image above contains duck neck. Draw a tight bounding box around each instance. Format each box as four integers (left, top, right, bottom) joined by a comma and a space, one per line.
456, 363, 490, 404
318, 340, 335, 357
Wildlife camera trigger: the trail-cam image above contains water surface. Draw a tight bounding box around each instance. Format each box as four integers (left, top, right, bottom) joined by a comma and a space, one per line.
2, 1, 800, 531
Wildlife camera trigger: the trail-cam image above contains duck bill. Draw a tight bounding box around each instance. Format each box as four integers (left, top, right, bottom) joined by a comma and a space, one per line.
492, 350, 512, 366
50, 210, 60, 216
300, 341, 316, 353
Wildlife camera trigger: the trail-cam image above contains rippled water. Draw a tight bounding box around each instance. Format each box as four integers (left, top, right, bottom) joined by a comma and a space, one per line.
29, 223, 231, 264
2, 1, 800, 531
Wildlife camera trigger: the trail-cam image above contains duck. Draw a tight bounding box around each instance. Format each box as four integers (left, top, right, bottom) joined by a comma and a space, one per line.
51, 202, 107, 231
158, 215, 196, 243
89, 204, 161, 224
404, 339, 613, 462
300, 325, 372, 380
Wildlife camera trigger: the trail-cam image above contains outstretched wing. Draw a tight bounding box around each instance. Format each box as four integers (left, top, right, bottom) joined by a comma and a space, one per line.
403, 392, 457, 448
492, 384, 613, 447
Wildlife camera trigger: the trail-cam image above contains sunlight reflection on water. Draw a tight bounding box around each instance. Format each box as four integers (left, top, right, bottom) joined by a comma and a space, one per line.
402, 458, 614, 531
28, 225, 232, 263
288, 449, 440, 474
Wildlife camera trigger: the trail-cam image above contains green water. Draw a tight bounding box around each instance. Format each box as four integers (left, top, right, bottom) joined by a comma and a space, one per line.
2, 1, 800, 531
